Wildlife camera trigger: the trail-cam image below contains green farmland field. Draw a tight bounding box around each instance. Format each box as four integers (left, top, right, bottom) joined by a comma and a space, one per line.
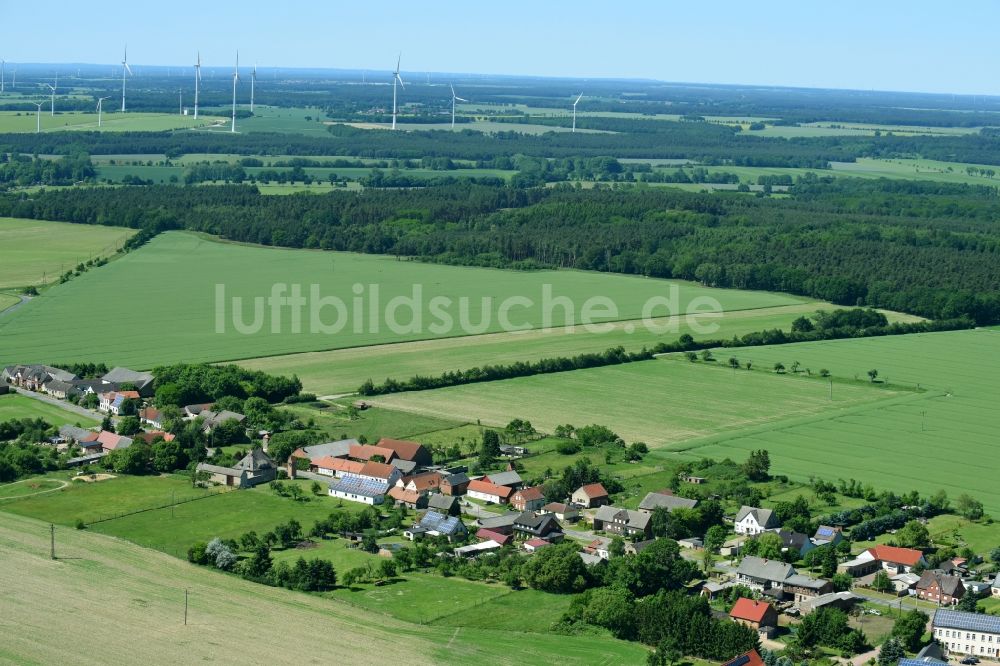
241, 303, 919, 396
0, 512, 646, 665
0, 217, 135, 289
0, 230, 807, 368
0, 394, 98, 426
370, 356, 896, 447
0, 110, 225, 133
680, 329, 1000, 515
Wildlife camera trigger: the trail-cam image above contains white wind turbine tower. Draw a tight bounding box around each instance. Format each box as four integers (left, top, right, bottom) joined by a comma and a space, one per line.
46, 77, 57, 116
450, 84, 467, 129
193, 51, 202, 119
571, 93, 583, 132
250, 63, 256, 113
96, 96, 110, 127
231, 51, 240, 133
121, 46, 133, 112
1, 60, 5, 93
391, 54, 404, 130
33, 101, 44, 133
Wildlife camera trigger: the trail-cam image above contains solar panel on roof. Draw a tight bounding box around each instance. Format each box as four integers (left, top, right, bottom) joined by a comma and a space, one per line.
934, 609, 1000, 633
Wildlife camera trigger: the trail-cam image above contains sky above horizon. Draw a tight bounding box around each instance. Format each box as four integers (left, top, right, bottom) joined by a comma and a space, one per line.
2, 1, 996, 96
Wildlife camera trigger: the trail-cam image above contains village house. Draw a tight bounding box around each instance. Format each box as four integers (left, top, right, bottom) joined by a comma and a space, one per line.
510, 486, 546, 512
481, 469, 523, 490
932, 609, 1000, 658
770, 529, 815, 559
992, 573, 1000, 598
387, 486, 427, 509
811, 525, 844, 548
395, 471, 442, 494
200, 410, 247, 434
42, 378, 81, 400
291, 439, 357, 469
328, 474, 390, 505
312, 456, 365, 478
523, 538, 551, 553
512, 511, 562, 541
101, 367, 156, 397
355, 461, 402, 486
440, 472, 470, 496
784, 573, 833, 603
638, 490, 698, 514
729, 598, 779, 637
499, 444, 529, 457
99, 390, 140, 415
3, 364, 78, 391
585, 537, 612, 560
735, 556, 795, 595
592, 505, 652, 539
476, 513, 518, 534
376, 437, 433, 468
139, 407, 167, 430
196, 448, 277, 489
466, 479, 513, 504
734, 506, 778, 535
427, 493, 461, 516
838, 544, 927, 577
96, 430, 133, 452
891, 572, 922, 595
798, 591, 860, 615
475, 528, 512, 546
539, 502, 579, 522
722, 649, 766, 666
59, 425, 98, 445
572, 482, 609, 508
916, 570, 966, 605
625, 539, 657, 556
416, 511, 467, 541
349, 443, 397, 463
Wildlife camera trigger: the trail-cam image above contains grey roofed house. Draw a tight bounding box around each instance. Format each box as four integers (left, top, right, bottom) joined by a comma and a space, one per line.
593, 505, 652, 531
101, 367, 155, 393
443, 471, 470, 485
234, 447, 275, 474
200, 410, 246, 429
785, 574, 830, 590
578, 552, 604, 566
932, 608, 1000, 634
478, 513, 518, 531
513, 510, 562, 538
300, 439, 358, 460
59, 425, 96, 442
484, 470, 522, 487
328, 475, 390, 498
737, 555, 795, 584
71, 379, 109, 394
638, 492, 699, 513
419, 510, 467, 537
391, 459, 418, 475
43, 378, 81, 397
736, 505, 775, 524
799, 591, 859, 614
772, 529, 814, 554
917, 570, 965, 597
427, 493, 459, 514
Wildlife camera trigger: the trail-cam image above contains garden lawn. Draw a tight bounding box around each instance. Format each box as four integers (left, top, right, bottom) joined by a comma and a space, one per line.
0, 393, 99, 426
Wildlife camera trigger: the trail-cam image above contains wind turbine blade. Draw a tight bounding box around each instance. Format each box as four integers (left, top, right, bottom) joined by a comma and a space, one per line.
450, 84, 455, 97
575, 93, 583, 105
125, 63, 133, 75
396, 53, 401, 74
455, 97, 468, 102
396, 73, 404, 89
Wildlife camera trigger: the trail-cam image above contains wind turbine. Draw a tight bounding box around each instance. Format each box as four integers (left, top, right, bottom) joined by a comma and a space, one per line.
572, 93, 583, 132
231, 51, 239, 133
391, 54, 404, 130
46, 77, 57, 116
1, 60, 5, 93
250, 62, 256, 113
33, 101, 43, 133
193, 51, 201, 119
121, 46, 133, 113
450, 84, 467, 129
179, 87, 183, 115
96, 96, 110, 127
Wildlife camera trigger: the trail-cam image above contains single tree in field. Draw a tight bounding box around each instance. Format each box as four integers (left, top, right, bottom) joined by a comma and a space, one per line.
728, 357, 740, 370
773, 362, 785, 374
790, 361, 801, 373
819, 368, 830, 377
684, 351, 698, 362
744, 360, 752, 371
867, 368, 878, 382
700, 350, 714, 362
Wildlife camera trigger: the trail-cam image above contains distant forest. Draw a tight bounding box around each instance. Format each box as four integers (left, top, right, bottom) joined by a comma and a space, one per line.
2, 178, 998, 324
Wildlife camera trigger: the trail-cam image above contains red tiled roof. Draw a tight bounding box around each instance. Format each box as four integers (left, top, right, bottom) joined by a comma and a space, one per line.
869, 544, 924, 567
388, 487, 421, 504
96, 430, 127, 450
525, 538, 550, 548
403, 472, 442, 492
577, 483, 608, 499
722, 650, 765, 666
542, 502, 572, 514
514, 486, 545, 502
134, 431, 175, 444
729, 598, 773, 624
468, 479, 513, 498
377, 437, 425, 461
314, 456, 364, 475
349, 444, 396, 462
359, 461, 397, 480
476, 528, 512, 546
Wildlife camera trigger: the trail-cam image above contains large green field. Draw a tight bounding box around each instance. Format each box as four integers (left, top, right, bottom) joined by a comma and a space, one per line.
371, 356, 897, 447
241, 303, 919, 396
0, 230, 806, 368
677, 329, 1000, 515
0, 393, 98, 426
0, 217, 135, 289
0, 110, 225, 133
0, 511, 646, 665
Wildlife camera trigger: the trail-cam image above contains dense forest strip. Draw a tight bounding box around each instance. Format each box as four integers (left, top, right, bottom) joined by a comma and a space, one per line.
1, 179, 998, 324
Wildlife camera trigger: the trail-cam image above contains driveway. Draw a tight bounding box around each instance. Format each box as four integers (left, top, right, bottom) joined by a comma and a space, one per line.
13, 387, 110, 424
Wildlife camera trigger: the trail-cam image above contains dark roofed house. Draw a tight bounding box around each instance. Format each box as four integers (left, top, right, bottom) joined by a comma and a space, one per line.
784, 574, 833, 603
482, 470, 523, 489
101, 367, 155, 397
440, 472, 470, 496
427, 493, 460, 516
200, 410, 247, 433
736, 556, 795, 595
196, 447, 276, 489
770, 529, 815, 558
59, 425, 98, 444
513, 511, 562, 540
811, 524, 844, 547
917, 570, 965, 605
43, 378, 80, 400
638, 491, 698, 514
592, 505, 651, 538
477, 513, 518, 534
418, 511, 467, 541
932, 609, 1000, 658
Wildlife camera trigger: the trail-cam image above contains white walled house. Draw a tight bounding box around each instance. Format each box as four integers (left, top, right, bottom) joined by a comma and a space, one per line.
734, 506, 778, 535
932, 609, 1000, 658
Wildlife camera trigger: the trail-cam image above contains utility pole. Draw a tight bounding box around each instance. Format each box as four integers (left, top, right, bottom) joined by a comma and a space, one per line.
829, 379, 833, 401
171, 490, 175, 518
50, 523, 55, 559
921, 410, 926, 432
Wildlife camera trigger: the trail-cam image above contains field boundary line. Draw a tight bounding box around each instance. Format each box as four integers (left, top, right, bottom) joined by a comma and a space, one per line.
0, 478, 69, 501
85, 486, 232, 526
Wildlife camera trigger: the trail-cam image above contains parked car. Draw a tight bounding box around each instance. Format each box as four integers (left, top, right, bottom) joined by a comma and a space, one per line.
960, 657, 979, 665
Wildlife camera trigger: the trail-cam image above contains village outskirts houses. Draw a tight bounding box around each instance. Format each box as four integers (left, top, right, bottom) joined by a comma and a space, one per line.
637, 490, 698, 514
734, 506, 779, 535
196, 448, 277, 489
571, 483, 609, 508
916, 570, 966, 605
466, 479, 513, 504
838, 544, 927, 577
729, 598, 779, 639
592, 505, 652, 539
511, 486, 546, 512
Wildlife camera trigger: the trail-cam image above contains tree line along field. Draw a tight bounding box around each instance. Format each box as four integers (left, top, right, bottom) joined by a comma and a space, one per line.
0, 230, 807, 368
0, 217, 135, 290
241, 303, 920, 396
674, 329, 1000, 516
370, 356, 898, 447
0, 512, 646, 665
